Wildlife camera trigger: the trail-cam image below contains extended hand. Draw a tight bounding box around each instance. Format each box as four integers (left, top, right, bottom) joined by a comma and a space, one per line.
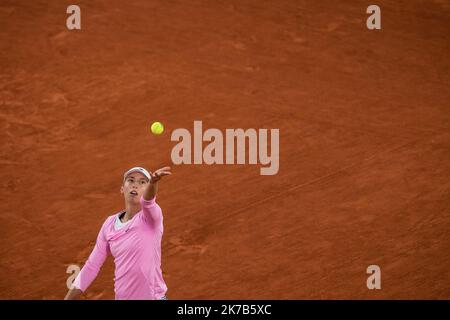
144, 167, 171, 200
150, 166, 172, 183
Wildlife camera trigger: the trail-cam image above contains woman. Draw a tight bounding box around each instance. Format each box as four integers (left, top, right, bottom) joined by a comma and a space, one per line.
64, 166, 172, 300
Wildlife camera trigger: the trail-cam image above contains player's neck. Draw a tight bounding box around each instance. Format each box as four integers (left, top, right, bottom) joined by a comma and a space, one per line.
123, 202, 141, 221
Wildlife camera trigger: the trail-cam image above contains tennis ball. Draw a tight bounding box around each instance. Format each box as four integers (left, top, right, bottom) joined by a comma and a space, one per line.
151, 121, 164, 135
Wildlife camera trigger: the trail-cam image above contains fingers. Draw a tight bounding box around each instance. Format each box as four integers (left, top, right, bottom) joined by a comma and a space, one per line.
154, 167, 172, 175
151, 167, 172, 181
154, 172, 171, 178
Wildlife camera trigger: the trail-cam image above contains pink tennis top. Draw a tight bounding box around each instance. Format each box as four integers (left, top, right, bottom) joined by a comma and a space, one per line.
73, 196, 167, 299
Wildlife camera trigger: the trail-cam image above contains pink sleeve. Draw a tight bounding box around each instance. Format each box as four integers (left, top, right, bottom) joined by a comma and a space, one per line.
72, 220, 110, 292
139, 196, 163, 227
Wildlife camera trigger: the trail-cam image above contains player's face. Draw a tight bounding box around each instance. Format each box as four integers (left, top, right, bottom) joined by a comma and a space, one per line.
121, 172, 149, 203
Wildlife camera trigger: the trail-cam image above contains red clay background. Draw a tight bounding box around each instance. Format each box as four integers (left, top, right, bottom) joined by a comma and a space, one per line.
1, 0, 449, 299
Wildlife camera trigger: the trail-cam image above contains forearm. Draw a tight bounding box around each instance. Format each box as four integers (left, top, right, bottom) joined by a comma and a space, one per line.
143, 167, 171, 200
64, 288, 82, 300
140, 187, 163, 225
143, 181, 158, 200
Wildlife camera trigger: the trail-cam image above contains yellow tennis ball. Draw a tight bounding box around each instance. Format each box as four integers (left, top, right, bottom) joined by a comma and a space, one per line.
151, 121, 164, 135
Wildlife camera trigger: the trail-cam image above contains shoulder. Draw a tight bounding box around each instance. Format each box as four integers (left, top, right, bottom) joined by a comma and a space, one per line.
102, 212, 121, 228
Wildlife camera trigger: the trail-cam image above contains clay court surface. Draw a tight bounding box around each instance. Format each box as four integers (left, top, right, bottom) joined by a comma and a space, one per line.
1, 0, 449, 299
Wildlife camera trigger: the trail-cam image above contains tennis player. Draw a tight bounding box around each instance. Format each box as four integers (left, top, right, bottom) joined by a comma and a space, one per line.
64, 166, 172, 300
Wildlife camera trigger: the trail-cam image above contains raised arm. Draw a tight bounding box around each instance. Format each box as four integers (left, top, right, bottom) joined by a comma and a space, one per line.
143, 166, 171, 201
141, 167, 171, 225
